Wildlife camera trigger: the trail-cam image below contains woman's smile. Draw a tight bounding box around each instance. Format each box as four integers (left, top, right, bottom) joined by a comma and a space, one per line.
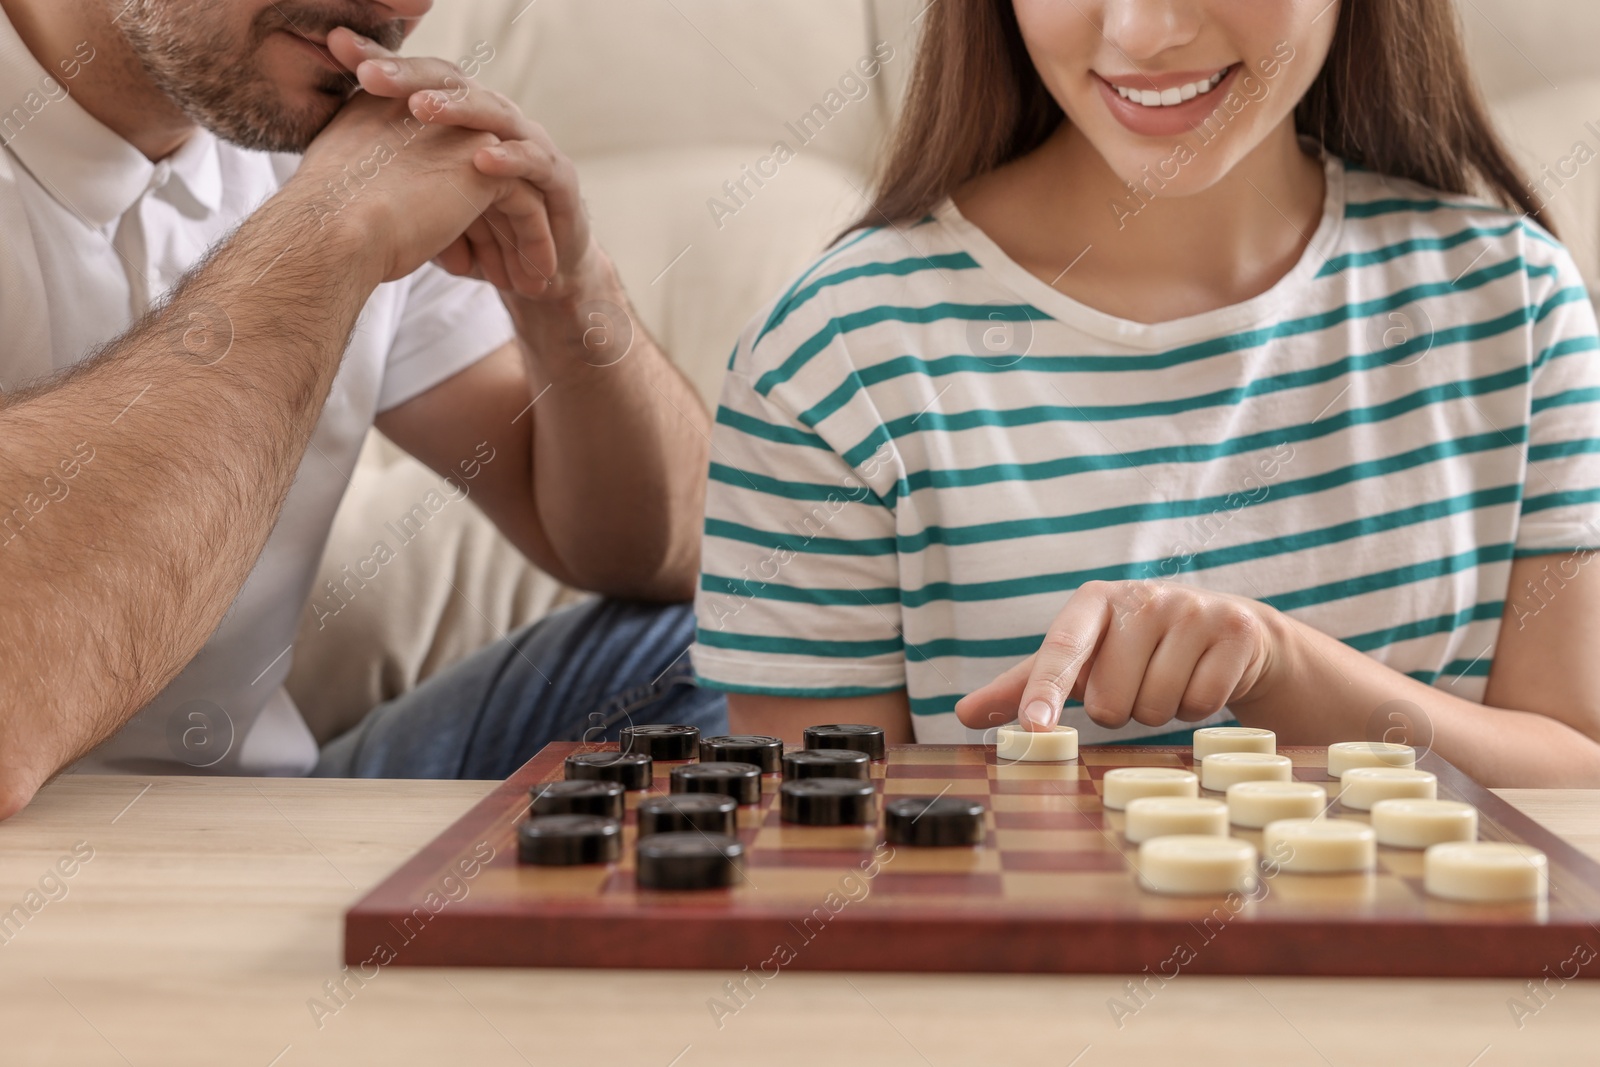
1092, 63, 1243, 137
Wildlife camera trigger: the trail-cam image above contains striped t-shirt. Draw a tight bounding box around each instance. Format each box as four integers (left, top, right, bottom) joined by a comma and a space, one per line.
691, 152, 1600, 744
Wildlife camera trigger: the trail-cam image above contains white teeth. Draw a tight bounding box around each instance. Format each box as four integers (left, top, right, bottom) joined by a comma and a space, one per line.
1111, 67, 1229, 108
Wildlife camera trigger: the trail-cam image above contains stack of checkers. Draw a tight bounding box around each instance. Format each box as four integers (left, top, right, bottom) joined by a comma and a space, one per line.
1067, 724, 1547, 904
516, 723, 986, 888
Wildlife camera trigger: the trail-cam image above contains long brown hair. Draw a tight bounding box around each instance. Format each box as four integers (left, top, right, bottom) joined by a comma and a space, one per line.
854, 0, 1553, 235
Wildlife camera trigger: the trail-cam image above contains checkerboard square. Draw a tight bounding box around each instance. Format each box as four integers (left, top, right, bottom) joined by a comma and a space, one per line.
988, 763, 1089, 781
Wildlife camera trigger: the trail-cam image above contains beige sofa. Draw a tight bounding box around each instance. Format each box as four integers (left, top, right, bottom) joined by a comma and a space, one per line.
284, 0, 1600, 744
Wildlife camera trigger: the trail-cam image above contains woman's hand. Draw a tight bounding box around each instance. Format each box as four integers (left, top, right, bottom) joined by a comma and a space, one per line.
955, 580, 1285, 733
326, 27, 596, 301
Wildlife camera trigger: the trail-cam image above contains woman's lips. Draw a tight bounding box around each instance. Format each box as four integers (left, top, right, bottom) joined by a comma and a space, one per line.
1094, 63, 1243, 138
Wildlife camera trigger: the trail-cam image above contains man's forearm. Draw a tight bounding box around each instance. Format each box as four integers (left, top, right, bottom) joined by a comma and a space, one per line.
508, 257, 711, 600
0, 193, 378, 810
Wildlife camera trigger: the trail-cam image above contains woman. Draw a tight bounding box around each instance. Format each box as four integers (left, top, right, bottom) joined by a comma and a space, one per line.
691, 0, 1600, 787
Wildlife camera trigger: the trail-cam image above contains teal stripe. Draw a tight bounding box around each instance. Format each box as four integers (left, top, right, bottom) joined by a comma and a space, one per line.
755, 302, 1050, 396
752, 227, 883, 346
831, 311, 1534, 467
880, 423, 1517, 558
1343, 600, 1504, 653
803, 368, 885, 428
1518, 218, 1563, 250
1528, 438, 1600, 463
1439, 656, 1493, 680
909, 693, 960, 716
907, 631, 1501, 717
702, 516, 896, 557
803, 356, 1009, 426
903, 692, 1099, 717
781, 286, 1548, 465
1513, 544, 1600, 558
700, 571, 898, 606
757, 254, 1536, 396
1345, 197, 1511, 220
906, 635, 1040, 659
1185, 488, 1518, 591
1533, 334, 1600, 372
1531, 386, 1600, 416
1263, 543, 1513, 613
1522, 487, 1600, 515
904, 692, 1102, 716
715, 406, 830, 450
1535, 285, 1592, 324
847, 362, 1530, 492
905, 692, 1086, 716
692, 678, 903, 699
898, 543, 1516, 659
985, 479, 1498, 579
905, 641, 1503, 716
707, 462, 894, 506
696, 628, 902, 658
921, 607, 1505, 687
703, 482, 1520, 622
908, 645, 1501, 717
706, 447, 1524, 612
758, 252, 981, 342
1315, 221, 1520, 277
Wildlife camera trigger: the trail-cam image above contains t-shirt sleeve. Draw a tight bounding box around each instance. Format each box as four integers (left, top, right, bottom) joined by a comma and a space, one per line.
692, 326, 907, 697
375, 264, 518, 413
1515, 237, 1600, 555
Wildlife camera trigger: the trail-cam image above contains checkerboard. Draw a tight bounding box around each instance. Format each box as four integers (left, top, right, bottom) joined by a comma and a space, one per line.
343, 742, 1600, 975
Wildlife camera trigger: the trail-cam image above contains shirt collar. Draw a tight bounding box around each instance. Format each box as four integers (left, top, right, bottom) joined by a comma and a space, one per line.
162, 122, 223, 215
0, 5, 222, 228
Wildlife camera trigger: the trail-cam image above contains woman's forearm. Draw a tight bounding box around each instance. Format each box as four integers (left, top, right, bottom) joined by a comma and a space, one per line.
1237, 611, 1600, 788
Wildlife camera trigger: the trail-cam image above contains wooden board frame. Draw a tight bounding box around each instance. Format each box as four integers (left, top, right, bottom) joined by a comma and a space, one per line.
344, 743, 1600, 976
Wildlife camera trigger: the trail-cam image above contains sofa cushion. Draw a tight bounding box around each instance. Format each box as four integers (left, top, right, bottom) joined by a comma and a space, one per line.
406, 0, 900, 174
581, 147, 874, 403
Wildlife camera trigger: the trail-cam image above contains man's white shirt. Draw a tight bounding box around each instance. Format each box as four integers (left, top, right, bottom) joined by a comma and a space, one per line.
0, 10, 517, 774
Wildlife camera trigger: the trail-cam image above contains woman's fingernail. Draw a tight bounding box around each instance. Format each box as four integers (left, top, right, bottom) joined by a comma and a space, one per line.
1021, 700, 1054, 728
373, 59, 400, 76
347, 31, 370, 47
484, 145, 508, 159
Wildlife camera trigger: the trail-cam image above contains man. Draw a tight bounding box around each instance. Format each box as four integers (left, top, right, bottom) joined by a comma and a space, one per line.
0, 0, 726, 818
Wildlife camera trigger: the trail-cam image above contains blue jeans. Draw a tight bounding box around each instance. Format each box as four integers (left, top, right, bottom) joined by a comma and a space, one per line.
312, 598, 727, 780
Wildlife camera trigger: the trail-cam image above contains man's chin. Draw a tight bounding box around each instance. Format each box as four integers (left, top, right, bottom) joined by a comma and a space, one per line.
197, 95, 343, 154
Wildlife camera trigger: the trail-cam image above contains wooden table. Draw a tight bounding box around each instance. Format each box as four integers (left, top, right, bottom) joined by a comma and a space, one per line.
0, 778, 1595, 1067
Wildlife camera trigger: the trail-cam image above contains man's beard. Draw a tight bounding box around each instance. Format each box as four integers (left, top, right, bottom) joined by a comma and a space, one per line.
115, 1, 406, 153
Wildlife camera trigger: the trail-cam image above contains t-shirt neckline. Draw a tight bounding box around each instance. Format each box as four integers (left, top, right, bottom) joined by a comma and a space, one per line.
934, 150, 1347, 351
